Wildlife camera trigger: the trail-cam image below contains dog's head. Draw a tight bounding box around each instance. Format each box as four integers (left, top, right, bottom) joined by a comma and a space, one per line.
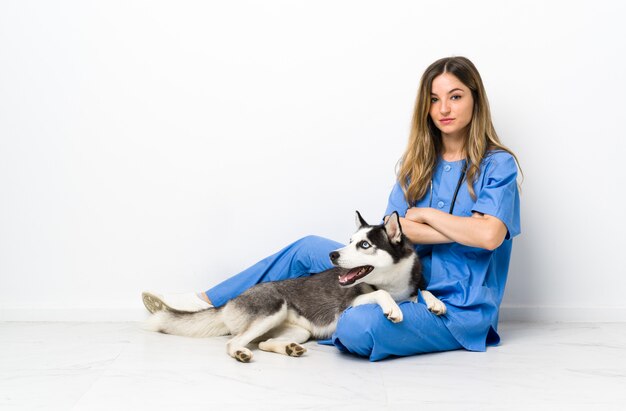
329, 211, 417, 287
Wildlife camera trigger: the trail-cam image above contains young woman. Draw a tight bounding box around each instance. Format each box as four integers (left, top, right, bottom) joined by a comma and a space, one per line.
143, 56, 521, 361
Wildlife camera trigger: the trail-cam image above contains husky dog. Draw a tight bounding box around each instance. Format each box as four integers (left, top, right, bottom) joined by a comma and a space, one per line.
144, 211, 446, 362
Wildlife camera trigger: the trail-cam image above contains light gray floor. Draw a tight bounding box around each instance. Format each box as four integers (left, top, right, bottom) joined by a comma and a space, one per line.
1, 321, 625, 410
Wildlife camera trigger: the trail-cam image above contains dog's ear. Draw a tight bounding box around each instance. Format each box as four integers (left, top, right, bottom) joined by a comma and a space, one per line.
384, 211, 403, 244
355, 210, 368, 229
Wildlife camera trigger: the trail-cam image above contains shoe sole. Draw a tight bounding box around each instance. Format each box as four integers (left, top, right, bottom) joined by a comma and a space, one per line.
142, 292, 199, 314
142, 292, 173, 314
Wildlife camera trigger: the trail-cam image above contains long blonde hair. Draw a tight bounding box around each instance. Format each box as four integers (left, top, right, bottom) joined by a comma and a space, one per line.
397, 56, 521, 204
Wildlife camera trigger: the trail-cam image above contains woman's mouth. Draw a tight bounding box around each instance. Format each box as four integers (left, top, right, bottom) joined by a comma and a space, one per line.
439, 118, 454, 125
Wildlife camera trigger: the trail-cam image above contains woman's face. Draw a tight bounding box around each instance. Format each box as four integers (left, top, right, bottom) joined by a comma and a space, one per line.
429, 73, 474, 139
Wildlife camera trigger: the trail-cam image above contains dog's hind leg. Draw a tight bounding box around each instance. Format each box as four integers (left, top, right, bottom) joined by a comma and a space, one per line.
258, 325, 311, 357
225, 303, 288, 363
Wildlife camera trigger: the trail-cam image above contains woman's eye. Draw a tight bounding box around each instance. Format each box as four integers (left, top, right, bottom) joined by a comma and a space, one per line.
430, 97, 438, 103
451, 95, 461, 100
360, 241, 371, 249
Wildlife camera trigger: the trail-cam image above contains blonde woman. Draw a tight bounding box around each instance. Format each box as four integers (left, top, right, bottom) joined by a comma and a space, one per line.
143, 56, 521, 361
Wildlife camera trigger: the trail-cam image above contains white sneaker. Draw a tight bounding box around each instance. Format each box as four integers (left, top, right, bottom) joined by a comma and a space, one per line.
142, 291, 212, 314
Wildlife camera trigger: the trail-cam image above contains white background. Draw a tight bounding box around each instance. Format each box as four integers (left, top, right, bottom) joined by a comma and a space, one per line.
1, 0, 625, 321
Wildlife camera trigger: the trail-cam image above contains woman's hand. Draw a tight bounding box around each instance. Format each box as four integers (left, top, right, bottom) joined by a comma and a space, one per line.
384, 210, 452, 245
405, 207, 433, 224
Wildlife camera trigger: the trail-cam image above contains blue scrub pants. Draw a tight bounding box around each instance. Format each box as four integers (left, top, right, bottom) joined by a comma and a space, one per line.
205, 235, 462, 361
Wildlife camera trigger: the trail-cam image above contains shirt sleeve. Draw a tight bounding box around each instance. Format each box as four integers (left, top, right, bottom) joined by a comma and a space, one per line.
382, 181, 410, 222
471, 153, 521, 239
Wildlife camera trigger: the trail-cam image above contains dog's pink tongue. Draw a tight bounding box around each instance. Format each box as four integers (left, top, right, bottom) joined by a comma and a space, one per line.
339, 268, 361, 284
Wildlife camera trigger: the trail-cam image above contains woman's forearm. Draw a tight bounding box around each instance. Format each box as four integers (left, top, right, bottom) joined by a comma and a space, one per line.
416, 209, 507, 250
399, 217, 453, 245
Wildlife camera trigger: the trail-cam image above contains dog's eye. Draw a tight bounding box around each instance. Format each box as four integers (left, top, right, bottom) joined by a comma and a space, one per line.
359, 241, 371, 249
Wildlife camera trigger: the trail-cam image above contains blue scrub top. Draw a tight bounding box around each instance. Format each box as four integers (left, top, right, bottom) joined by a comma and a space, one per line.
384, 150, 521, 351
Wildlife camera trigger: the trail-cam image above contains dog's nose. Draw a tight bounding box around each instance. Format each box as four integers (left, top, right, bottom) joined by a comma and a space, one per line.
329, 251, 340, 263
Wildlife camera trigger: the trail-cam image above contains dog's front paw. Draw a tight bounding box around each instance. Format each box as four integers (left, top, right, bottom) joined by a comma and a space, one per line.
421, 290, 447, 316
384, 305, 403, 323
426, 298, 447, 316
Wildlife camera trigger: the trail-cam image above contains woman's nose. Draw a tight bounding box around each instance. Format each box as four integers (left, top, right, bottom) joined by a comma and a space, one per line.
440, 99, 450, 114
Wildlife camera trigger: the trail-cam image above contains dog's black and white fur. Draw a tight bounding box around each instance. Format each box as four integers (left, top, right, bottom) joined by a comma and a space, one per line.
144, 211, 446, 362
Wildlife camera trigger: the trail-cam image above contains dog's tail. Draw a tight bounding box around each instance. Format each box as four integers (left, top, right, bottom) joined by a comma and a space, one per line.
143, 307, 229, 337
